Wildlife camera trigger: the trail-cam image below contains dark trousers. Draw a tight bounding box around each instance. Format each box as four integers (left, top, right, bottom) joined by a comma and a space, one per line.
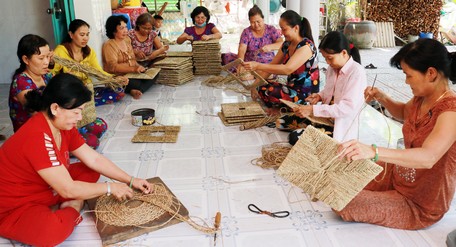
125, 75, 158, 94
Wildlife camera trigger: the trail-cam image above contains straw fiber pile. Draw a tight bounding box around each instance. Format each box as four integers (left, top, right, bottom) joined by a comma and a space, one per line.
277, 125, 383, 211
192, 39, 222, 75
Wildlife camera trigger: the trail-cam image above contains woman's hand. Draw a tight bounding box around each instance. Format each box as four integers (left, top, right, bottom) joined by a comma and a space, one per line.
186, 34, 194, 42
110, 182, 134, 201
135, 65, 146, 73
364, 86, 384, 103
338, 140, 376, 162
135, 50, 146, 60
250, 87, 260, 101
293, 105, 313, 118
242, 61, 259, 71
201, 34, 212, 41
116, 76, 129, 85
305, 93, 321, 105
130, 178, 153, 194
260, 45, 272, 53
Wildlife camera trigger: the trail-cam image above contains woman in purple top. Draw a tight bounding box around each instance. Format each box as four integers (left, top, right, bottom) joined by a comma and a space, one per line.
224, 5, 283, 66
176, 6, 222, 44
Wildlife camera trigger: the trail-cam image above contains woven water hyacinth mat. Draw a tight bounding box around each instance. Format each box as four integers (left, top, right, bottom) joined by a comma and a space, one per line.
124, 68, 161, 80
131, 125, 181, 143
87, 177, 189, 246
218, 101, 266, 126
277, 125, 383, 211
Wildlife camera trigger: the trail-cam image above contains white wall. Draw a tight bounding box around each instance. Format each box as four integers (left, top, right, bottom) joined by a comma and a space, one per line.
0, 0, 55, 84
73, 0, 112, 66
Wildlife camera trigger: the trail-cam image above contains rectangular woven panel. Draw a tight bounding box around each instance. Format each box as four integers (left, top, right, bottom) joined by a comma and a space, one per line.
125, 68, 161, 80
131, 126, 181, 143
277, 125, 383, 211
217, 112, 262, 126
221, 101, 265, 118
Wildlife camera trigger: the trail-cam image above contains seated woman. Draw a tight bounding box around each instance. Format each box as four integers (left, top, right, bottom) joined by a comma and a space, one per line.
53, 19, 127, 106
0, 73, 152, 246
242, 10, 319, 113
337, 38, 456, 230
128, 13, 169, 67
102, 15, 156, 99
290, 31, 366, 144
176, 6, 222, 44
223, 4, 283, 78
9, 34, 53, 132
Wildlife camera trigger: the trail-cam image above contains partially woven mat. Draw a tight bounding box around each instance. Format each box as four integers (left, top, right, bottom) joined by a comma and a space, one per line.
77, 83, 97, 128
277, 125, 383, 211
131, 125, 181, 143
202, 75, 250, 96
221, 58, 268, 89
217, 112, 264, 126
87, 177, 216, 246
125, 68, 161, 80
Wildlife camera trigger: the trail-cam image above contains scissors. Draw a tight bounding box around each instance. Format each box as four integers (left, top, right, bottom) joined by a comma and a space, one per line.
248, 204, 290, 218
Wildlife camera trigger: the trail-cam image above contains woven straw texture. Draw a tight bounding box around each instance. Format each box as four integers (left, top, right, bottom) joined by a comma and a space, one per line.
77, 83, 97, 128
277, 125, 383, 211
192, 39, 221, 75
221, 101, 265, 118
124, 68, 161, 80
131, 125, 181, 143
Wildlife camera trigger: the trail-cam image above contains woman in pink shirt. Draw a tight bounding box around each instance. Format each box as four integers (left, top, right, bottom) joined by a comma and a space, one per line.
291, 31, 366, 144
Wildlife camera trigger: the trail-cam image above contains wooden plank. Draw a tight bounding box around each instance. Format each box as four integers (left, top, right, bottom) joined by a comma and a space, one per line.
87, 177, 189, 246
374, 22, 395, 48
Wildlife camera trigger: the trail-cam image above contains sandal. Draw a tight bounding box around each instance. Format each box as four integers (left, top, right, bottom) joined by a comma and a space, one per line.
365, 63, 377, 69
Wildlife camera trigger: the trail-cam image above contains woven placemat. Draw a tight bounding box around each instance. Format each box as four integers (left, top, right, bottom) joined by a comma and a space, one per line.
217, 112, 260, 126
277, 125, 383, 211
125, 68, 161, 80
221, 101, 266, 118
131, 125, 181, 143
166, 51, 193, 57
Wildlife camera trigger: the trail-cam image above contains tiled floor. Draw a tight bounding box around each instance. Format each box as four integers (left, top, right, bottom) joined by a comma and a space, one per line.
0, 46, 455, 247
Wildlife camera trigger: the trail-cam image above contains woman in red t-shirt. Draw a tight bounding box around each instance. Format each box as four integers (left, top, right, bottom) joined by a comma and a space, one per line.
0, 73, 153, 246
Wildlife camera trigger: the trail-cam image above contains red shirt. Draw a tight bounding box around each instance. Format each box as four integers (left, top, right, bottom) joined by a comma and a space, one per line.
0, 112, 85, 218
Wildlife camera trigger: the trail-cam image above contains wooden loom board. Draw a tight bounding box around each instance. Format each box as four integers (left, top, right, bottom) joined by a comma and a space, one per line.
87, 177, 189, 246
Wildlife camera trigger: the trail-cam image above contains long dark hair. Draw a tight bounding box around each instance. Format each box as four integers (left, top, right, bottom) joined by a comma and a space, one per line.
13, 34, 49, 79
319, 31, 361, 64
62, 19, 91, 59
25, 73, 92, 119
280, 10, 313, 42
390, 38, 456, 82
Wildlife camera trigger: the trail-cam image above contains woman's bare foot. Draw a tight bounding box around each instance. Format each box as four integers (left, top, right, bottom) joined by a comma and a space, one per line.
130, 89, 142, 99
60, 199, 84, 212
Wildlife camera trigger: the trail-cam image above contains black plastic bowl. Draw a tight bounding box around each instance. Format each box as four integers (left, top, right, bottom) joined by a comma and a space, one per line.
131, 108, 155, 126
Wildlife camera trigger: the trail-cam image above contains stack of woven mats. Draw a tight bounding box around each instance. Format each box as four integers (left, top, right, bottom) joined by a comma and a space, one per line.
192, 39, 222, 75
152, 56, 193, 86
218, 101, 266, 126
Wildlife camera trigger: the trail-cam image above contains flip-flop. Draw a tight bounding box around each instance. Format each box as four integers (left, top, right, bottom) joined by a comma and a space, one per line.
365, 63, 377, 69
